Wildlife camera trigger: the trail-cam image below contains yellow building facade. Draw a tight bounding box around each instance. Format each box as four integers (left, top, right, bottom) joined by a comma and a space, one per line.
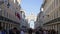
42, 0, 60, 34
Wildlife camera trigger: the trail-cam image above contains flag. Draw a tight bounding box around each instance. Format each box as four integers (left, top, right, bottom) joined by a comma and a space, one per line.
15, 12, 21, 20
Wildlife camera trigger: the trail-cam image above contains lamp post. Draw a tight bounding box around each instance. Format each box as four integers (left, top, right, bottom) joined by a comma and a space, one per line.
7, 0, 10, 8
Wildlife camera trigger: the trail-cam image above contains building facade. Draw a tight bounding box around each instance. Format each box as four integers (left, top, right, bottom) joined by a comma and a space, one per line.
0, 0, 21, 30
20, 10, 29, 31
35, 11, 44, 29
41, 0, 60, 34
26, 13, 37, 29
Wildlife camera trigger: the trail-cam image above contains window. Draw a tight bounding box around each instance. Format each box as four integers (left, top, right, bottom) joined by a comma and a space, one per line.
4, 0, 8, 5
14, 0, 16, 3
4, 10, 7, 17
16, 0, 18, 4
54, 0, 55, 8
59, 0, 60, 6
52, 2, 54, 10
0, 8, 2, 16
6, 12, 8, 17
54, 11, 55, 19
3, 23, 5, 29
55, 0, 56, 8
57, 9, 58, 17
58, 7, 60, 17
56, 0, 58, 6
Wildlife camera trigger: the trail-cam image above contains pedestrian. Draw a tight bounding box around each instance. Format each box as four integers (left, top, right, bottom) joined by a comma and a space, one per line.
20, 30, 25, 34
9, 29, 13, 34
39, 28, 43, 34
46, 30, 48, 34
28, 28, 32, 34
9, 27, 17, 34
43, 29, 47, 34
48, 29, 51, 34
0, 26, 2, 34
0, 26, 6, 34
16, 29, 20, 34
51, 29, 56, 34
35, 30, 40, 34
9, 27, 19, 34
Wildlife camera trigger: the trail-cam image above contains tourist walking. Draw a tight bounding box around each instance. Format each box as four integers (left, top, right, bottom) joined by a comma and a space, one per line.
0, 26, 7, 34
9, 27, 20, 34
28, 28, 32, 34
35, 30, 40, 34
51, 29, 56, 34
20, 30, 25, 34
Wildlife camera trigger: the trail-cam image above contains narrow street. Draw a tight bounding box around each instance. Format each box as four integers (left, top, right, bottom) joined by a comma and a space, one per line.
0, 0, 60, 34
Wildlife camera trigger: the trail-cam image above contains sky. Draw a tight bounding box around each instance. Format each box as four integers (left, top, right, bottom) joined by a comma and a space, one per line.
21, 0, 43, 16
21, 0, 43, 29
30, 21, 34, 29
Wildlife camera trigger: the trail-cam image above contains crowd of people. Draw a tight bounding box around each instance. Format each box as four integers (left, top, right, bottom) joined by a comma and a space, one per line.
0, 26, 25, 34
0, 26, 58, 34
26, 28, 58, 34
35, 28, 58, 34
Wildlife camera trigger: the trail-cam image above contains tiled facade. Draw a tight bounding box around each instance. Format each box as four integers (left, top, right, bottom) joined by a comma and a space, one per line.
42, 0, 60, 34
0, 0, 21, 30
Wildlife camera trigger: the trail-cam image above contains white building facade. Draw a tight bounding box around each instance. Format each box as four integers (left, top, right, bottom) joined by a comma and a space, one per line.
40, 0, 60, 34
0, 0, 22, 30
35, 11, 44, 29
20, 10, 29, 31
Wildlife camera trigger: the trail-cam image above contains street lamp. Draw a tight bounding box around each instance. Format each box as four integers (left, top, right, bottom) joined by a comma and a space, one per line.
7, 0, 10, 8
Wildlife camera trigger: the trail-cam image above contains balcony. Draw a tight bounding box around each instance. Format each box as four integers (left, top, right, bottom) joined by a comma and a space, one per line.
0, 0, 4, 5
